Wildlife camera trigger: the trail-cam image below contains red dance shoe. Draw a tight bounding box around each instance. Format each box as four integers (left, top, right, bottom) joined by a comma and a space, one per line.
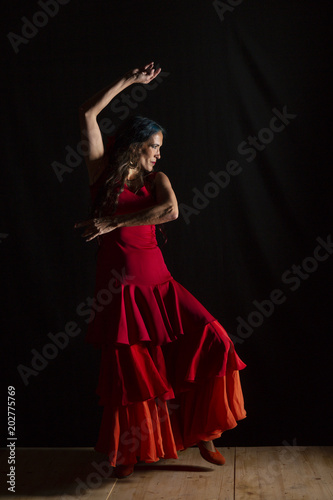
114, 464, 135, 478
198, 441, 226, 466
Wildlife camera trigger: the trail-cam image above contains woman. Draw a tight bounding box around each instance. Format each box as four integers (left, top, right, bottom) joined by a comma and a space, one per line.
75, 62, 246, 479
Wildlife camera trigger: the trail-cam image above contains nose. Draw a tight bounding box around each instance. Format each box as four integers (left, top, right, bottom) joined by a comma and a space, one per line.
155, 149, 161, 159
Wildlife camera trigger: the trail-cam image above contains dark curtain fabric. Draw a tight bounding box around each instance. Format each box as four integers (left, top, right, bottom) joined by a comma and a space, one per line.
2, 0, 332, 447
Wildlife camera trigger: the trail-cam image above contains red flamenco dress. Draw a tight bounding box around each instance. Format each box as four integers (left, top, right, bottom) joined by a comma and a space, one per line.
86, 170, 246, 467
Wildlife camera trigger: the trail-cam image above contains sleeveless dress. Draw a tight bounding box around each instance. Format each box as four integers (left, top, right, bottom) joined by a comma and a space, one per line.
87, 170, 246, 466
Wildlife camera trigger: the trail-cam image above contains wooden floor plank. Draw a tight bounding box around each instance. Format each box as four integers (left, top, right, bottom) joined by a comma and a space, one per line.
0, 448, 117, 499
1, 446, 332, 499
280, 446, 333, 500
235, 446, 284, 500
235, 446, 333, 500
108, 447, 235, 500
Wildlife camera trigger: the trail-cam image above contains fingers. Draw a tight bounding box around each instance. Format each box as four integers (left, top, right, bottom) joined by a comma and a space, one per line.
145, 68, 161, 83
85, 232, 99, 242
153, 67, 162, 78
141, 62, 161, 73
143, 62, 160, 75
135, 62, 162, 83
81, 227, 99, 241
74, 218, 104, 242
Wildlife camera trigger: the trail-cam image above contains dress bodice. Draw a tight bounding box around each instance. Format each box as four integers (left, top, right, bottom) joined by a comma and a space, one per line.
90, 170, 172, 286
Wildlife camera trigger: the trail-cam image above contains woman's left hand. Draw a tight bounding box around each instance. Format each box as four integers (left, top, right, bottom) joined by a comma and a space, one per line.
74, 216, 118, 241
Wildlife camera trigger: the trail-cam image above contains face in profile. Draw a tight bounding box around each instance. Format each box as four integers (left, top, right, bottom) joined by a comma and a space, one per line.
139, 131, 163, 172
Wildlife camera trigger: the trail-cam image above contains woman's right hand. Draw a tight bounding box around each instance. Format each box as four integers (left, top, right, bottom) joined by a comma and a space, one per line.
125, 62, 161, 84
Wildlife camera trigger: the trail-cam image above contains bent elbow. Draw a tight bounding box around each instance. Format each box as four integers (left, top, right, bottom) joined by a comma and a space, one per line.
164, 204, 178, 221
79, 106, 96, 120
171, 206, 179, 220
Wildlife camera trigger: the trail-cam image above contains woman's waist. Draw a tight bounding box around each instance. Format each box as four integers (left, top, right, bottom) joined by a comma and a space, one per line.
96, 244, 172, 285
100, 225, 157, 249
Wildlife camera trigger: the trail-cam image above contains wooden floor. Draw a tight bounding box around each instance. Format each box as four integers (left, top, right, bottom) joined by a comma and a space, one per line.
0, 447, 332, 499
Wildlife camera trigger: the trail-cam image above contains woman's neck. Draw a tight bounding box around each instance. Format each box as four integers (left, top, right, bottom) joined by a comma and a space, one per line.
126, 167, 141, 181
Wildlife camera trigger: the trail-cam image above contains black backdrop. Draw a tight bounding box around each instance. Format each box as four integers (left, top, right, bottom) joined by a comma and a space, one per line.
2, 0, 333, 448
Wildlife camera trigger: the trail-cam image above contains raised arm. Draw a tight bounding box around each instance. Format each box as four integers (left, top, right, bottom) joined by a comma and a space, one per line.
79, 62, 161, 185
75, 172, 178, 241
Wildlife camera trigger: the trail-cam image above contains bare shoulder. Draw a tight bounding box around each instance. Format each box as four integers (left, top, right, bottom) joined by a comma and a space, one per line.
151, 171, 174, 195
154, 171, 172, 185
152, 171, 178, 210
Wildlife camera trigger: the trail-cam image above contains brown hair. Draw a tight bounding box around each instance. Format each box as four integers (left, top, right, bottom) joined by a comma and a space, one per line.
91, 115, 165, 218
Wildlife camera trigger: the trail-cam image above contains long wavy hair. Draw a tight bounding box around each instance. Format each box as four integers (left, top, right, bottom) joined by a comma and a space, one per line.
91, 115, 166, 218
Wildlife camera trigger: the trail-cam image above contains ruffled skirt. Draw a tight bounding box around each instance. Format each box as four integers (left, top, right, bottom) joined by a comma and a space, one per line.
86, 278, 246, 466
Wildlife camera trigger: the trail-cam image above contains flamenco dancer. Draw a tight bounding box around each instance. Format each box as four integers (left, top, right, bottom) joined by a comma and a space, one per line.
75, 62, 246, 479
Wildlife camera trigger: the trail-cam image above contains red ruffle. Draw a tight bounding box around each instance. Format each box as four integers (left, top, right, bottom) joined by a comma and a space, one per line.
86, 278, 217, 346
95, 320, 245, 407
93, 319, 246, 466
